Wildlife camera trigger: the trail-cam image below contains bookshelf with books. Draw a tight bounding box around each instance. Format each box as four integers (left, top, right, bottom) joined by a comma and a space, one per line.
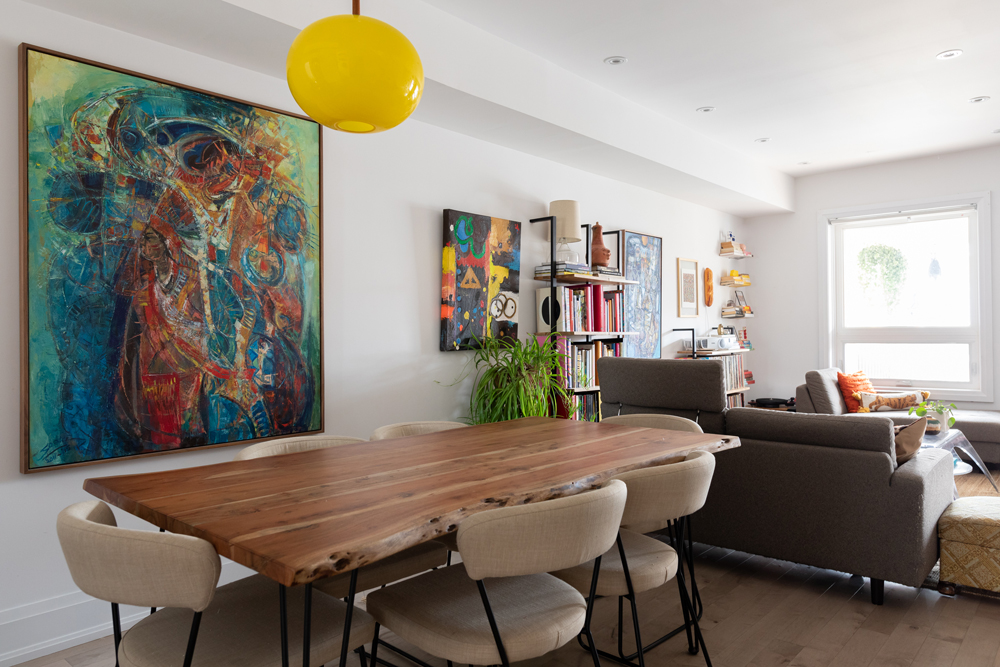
715, 233, 756, 404
533, 261, 637, 421
676, 348, 751, 407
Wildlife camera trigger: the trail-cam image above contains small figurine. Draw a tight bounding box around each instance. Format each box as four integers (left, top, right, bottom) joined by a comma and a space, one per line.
590, 222, 611, 267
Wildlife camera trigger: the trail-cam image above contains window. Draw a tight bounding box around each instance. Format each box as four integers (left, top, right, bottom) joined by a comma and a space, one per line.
823, 193, 992, 401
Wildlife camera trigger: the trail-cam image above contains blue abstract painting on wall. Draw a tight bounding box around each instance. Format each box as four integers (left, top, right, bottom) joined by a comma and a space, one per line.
623, 231, 662, 359
21, 47, 322, 471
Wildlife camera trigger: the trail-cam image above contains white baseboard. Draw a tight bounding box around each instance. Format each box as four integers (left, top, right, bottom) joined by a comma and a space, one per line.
0, 562, 253, 667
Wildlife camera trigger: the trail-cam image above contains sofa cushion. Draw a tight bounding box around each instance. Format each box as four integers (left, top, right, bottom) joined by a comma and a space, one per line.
855, 390, 929, 413
837, 371, 875, 412
894, 418, 927, 464
597, 358, 727, 412
805, 368, 848, 415
725, 407, 895, 458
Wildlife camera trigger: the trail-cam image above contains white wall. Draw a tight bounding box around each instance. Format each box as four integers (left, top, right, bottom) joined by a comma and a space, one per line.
743, 143, 1000, 407
0, 3, 742, 665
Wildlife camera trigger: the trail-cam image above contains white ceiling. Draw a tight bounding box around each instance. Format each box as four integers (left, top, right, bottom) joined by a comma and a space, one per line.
420, 0, 1000, 176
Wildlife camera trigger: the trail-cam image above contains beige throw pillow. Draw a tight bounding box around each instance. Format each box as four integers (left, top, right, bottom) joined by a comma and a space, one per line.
894, 417, 927, 464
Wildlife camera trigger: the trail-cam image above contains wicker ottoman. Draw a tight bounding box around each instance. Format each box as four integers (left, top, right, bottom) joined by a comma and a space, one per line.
939, 497, 1000, 594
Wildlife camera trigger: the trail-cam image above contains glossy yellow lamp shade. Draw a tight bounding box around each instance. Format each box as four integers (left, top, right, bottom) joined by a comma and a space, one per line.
287, 14, 424, 133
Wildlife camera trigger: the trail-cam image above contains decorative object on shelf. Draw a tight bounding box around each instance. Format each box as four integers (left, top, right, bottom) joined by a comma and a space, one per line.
704, 268, 714, 306
286, 0, 423, 133
548, 200, 583, 264
466, 335, 567, 424
441, 209, 521, 351
19, 45, 323, 472
908, 399, 957, 434
677, 257, 699, 318
623, 232, 663, 358
735, 289, 752, 314
590, 222, 612, 267
603, 229, 622, 272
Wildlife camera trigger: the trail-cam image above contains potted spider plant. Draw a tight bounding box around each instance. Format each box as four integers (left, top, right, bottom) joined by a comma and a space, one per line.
466, 334, 568, 424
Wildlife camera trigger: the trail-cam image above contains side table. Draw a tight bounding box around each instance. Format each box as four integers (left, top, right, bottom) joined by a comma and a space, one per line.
921, 429, 999, 493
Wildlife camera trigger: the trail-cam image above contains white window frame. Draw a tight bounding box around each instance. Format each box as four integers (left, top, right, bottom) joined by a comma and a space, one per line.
817, 192, 993, 403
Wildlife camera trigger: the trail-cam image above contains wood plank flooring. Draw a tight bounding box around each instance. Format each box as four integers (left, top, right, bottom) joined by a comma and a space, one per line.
17, 469, 1000, 667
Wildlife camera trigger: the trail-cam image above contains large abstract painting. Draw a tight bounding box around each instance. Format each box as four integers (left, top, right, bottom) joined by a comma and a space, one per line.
440, 209, 520, 351
622, 231, 662, 359
20, 46, 323, 472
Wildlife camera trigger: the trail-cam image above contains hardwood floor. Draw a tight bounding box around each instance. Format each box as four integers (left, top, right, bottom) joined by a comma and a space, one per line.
17, 469, 1000, 667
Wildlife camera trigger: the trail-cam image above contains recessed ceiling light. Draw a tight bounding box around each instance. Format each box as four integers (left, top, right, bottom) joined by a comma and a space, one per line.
754, 137, 770, 143
969, 96, 991, 103
937, 49, 963, 60
993, 129, 1000, 134
696, 106, 715, 113
797, 161, 810, 165
603, 56, 628, 65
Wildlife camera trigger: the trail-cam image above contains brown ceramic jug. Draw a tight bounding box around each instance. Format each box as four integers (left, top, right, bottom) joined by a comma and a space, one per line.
591, 222, 611, 267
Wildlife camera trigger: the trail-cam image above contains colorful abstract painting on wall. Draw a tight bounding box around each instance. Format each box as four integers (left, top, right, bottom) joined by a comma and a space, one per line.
20, 47, 323, 472
440, 209, 521, 351
623, 231, 662, 359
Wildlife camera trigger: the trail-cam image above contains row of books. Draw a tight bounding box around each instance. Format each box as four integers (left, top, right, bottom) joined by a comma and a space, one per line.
726, 393, 746, 408
721, 306, 753, 318
720, 274, 751, 286
555, 339, 622, 390
718, 353, 749, 393
720, 241, 753, 257
535, 286, 626, 333
534, 262, 623, 279
567, 392, 601, 421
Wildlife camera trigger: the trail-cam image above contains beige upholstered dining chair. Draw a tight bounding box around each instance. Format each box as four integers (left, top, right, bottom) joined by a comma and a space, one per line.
602, 413, 704, 433
552, 451, 717, 666
57, 501, 375, 667
369, 420, 468, 441
234, 435, 366, 460
366, 479, 628, 667
232, 436, 450, 598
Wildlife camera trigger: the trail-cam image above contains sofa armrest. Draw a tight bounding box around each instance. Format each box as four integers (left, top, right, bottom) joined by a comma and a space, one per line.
890, 448, 954, 506
796, 384, 816, 413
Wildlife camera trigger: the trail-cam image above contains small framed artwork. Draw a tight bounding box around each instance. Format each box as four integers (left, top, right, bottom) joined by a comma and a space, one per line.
735, 290, 751, 313
677, 258, 699, 318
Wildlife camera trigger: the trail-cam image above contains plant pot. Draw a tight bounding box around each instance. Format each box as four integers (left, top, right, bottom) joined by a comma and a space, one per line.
930, 414, 951, 434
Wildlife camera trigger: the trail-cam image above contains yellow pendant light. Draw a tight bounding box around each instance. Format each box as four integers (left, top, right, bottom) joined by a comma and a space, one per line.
286, 0, 424, 133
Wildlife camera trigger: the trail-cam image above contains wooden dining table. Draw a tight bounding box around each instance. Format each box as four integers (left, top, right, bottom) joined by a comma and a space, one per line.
84, 416, 740, 667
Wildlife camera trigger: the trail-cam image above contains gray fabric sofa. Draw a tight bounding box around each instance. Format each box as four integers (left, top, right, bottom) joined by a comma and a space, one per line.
796, 367, 1000, 465
598, 357, 955, 604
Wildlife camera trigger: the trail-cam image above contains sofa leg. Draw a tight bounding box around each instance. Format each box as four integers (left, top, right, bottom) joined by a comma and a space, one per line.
870, 579, 884, 605
938, 581, 957, 596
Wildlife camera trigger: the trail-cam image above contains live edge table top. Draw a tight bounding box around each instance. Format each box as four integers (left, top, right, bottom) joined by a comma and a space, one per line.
84, 417, 740, 587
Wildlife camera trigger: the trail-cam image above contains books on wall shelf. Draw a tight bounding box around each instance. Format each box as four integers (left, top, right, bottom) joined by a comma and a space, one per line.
534, 262, 594, 278
535, 285, 628, 334
744, 369, 755, 385
720, 273, 751, 286
720, 241, 753, 258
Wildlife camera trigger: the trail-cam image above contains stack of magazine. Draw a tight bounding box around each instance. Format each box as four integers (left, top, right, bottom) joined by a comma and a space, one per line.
534, 262, 593, 279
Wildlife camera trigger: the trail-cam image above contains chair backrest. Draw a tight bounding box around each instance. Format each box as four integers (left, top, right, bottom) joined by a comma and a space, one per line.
602, 413, 703, 433
57, 501, 221, 612
614, 451, 716, 534
370, 421, 468, 441
234, 435, 366, 460
457, 479, 627, 580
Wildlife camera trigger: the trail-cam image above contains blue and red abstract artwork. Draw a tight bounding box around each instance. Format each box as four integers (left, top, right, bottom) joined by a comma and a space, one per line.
21, 47, 323, 471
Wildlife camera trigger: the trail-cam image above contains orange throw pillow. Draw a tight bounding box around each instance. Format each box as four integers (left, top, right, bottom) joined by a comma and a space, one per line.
837, 371, 875, 413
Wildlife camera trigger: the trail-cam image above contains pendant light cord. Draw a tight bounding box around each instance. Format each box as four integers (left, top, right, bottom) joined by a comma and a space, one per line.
353, 0, 360, 15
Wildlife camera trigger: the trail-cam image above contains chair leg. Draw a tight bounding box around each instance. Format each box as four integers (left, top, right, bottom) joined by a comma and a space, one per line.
476, 580, 511, 667
339, 571, 358, 667
181, 612, 203, 667
871, 579, 884, 605
583, 556, 604, 667
670, 519, 696, 654
111, 603, 122, 667
369, 624, 381, 664
615, 532, 646, 667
